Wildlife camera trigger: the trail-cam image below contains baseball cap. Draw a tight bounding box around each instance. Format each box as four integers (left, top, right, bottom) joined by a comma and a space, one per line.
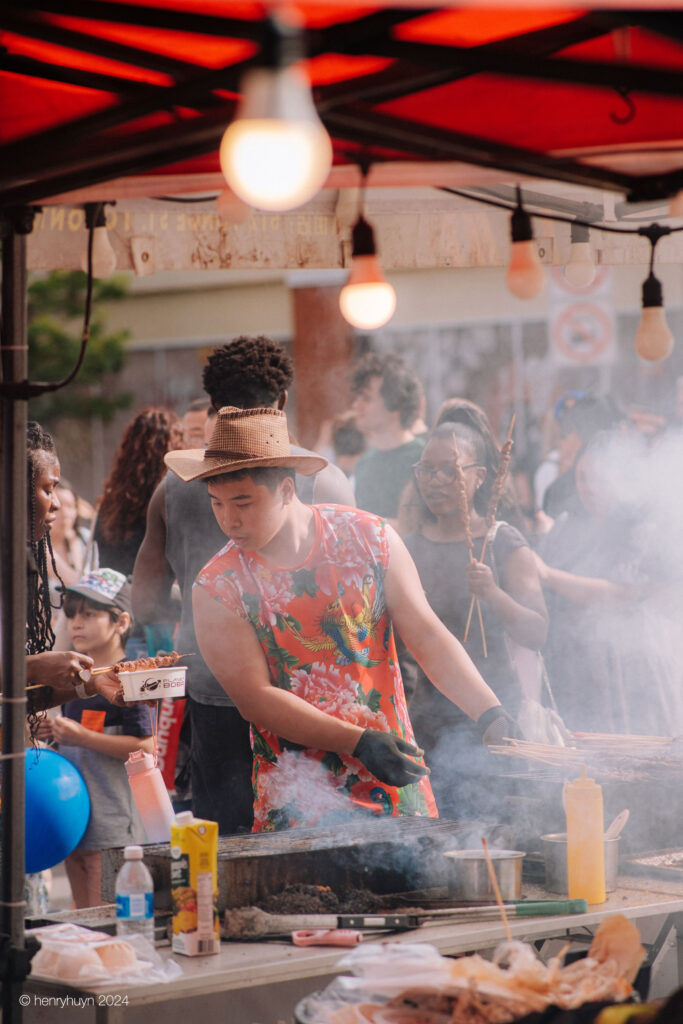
66, 569, 132, 614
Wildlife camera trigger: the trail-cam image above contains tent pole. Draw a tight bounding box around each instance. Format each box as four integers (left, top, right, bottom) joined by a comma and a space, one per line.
1, 223, 29, 1024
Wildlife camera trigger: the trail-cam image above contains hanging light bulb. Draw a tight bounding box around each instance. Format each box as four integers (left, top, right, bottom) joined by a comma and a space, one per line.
339, 214, 396, 330
634, 223, 674, 362
564, 221, 596, 288
505, 187, 546, 299
634, 272, 674, 362
219, 15, 332, 212
669, 190, 683, 218
80, 203, 117, 278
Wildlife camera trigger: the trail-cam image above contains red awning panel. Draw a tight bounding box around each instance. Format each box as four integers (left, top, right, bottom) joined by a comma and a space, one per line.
1, 3, 683, 207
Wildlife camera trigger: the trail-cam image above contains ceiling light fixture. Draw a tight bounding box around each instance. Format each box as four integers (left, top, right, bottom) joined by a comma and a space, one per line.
634, 224, 673, 362
505, 187, 546, 300
563, 221, 596, 288
80, 203, 117, 278
339, 167, 396, 331
219, 14, 332, 212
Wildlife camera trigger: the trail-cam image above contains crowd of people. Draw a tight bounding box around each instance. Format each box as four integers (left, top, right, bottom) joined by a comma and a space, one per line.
13, 334, 683, 907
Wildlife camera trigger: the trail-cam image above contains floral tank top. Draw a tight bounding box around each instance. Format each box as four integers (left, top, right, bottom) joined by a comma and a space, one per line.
196, 505, 437, 832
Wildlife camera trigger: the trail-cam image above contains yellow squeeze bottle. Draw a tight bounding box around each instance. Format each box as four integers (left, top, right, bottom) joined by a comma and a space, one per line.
565, 765, 606, 904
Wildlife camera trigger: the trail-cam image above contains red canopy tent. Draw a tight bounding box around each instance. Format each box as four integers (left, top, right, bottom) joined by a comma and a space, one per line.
2, 6, 683, 1019
1, 2, 683, 206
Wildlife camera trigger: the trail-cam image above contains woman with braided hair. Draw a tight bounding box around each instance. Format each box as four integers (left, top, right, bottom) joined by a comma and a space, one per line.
402, 421, 547, 820
18, 422, 121, 726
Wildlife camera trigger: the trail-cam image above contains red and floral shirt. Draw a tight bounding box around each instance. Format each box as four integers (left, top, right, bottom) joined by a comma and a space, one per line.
196, 505, 437, 832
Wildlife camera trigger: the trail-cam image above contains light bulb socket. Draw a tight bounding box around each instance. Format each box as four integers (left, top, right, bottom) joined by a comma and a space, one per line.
570, 221, 590, 244
84, 202, 107, 230
261, 13, 303, 70
510, 204, 533, 243
351, 216, 377, 258
642, 272, 664, 309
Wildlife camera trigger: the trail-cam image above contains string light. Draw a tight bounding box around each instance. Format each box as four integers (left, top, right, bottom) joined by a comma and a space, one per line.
505, 187, 546, 299
339, 215, 396, 330
80, 203, 116, 278
339, 166, 396, 330
669, 190, 683, 218
442, 185, 681, 361
219, 14, 332, 212
634, 225, 673, 363
564, 221, 596, 288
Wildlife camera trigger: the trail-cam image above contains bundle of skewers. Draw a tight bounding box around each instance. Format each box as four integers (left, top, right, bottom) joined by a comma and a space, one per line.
489, 733, 683, 783
460, 414, 516, 655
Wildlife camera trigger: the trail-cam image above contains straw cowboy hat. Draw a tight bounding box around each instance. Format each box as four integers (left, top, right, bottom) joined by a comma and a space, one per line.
164, 406, 328, 482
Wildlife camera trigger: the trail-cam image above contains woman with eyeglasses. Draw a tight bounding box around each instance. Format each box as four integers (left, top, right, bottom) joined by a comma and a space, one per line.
403, 421, 548, 820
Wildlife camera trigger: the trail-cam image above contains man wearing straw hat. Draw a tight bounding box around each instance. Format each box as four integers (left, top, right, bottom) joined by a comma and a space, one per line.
132, 336, 354, 835
166, 406, 515, 831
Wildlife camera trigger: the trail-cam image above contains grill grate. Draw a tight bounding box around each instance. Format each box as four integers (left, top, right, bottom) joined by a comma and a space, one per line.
103, 817, 483, 911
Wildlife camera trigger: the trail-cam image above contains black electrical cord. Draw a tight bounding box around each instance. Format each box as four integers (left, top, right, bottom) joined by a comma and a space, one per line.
440, 185, 683, 238
0, 215, 95, 400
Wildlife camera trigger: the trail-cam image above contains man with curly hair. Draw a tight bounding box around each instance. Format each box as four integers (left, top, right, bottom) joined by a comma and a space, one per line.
132, 336, 353, 834
351, 353, 426, 526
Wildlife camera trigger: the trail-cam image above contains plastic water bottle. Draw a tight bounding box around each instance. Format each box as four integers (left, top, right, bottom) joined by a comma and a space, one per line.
115, 845, 155, 943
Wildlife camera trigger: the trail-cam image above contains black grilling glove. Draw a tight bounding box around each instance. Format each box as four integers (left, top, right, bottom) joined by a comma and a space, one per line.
476, 705, 521, 747
352, 729, 430, 787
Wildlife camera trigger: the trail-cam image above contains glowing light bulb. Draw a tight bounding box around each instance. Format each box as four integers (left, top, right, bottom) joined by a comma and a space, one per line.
669, 190, 683, 218
80, 205, 117, 278
634, 272, 674, 362
220, 63, 332, 212
339, 216, 396, 330
505, 201, 546, 299
564, 222, 596, 288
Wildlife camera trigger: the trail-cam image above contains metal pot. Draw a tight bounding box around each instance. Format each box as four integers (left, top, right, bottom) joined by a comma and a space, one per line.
443, 849, 525, 901
541, 833, 619, 895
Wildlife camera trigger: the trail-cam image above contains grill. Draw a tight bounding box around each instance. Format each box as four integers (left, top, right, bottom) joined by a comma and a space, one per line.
102, 817, 505, 912
623, 849, 683, 882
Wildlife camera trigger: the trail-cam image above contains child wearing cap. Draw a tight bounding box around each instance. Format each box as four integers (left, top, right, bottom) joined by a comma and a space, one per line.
47, 569, 154, 908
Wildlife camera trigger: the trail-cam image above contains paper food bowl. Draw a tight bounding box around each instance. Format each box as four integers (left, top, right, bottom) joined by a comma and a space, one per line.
119, 666, 186, 702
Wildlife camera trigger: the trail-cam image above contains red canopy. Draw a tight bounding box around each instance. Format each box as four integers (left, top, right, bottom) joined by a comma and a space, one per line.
2, 2, 683, 208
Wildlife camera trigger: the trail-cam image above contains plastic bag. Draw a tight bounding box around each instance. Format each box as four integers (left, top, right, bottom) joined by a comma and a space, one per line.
28, 923, 182, 987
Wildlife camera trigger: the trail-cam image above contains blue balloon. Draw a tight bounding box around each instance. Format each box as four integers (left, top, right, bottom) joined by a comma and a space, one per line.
25, 748, 90, 874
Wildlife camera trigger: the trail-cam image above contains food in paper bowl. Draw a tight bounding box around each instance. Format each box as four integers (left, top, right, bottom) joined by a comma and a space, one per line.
295, 915, 646, 1024
119, 665, 186, 702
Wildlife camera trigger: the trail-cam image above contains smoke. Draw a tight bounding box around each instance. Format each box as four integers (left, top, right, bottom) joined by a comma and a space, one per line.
539, 425, 683, 739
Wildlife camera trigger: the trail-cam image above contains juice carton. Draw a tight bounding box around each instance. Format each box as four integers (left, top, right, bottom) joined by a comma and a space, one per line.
170, 812, 219, 955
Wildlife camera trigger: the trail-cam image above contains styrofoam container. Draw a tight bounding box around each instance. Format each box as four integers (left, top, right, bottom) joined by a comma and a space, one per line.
119, 666, 186, 702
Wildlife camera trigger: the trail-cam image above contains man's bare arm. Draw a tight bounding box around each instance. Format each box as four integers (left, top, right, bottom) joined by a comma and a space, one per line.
132, 481, 176, 624
383, 526, 500, 722
193, 586, 363, 754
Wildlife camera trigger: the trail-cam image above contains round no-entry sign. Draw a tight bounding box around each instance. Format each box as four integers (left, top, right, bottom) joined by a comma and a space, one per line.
552, 302, 614, 364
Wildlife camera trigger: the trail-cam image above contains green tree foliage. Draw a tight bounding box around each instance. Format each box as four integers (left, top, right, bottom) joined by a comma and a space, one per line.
28, 271, 133, 426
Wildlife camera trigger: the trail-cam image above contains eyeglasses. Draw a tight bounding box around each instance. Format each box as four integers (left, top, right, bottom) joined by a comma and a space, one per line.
412, 462, 481, 485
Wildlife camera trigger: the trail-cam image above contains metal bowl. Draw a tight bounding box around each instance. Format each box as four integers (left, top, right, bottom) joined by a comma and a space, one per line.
540, 833, 620, 894
443, 849, 525, 901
